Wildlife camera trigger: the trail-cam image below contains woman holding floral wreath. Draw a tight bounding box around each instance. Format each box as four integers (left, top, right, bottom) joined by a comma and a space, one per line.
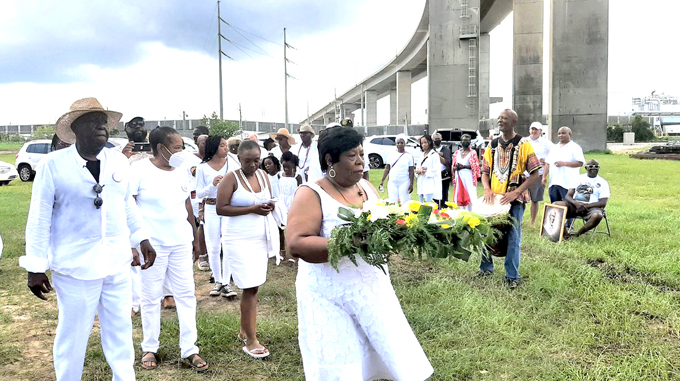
287, 127, 433, 381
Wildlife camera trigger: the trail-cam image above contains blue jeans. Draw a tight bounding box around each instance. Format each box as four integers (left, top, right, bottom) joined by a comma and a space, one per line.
419, 193, 434, 203
480, 202, 525, 280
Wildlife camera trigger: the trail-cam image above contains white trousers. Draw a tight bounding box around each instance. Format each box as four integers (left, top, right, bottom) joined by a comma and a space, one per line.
52, 270, 135, 381
204, 204, 231, 285
140, 244, 199, 358
131, 258, 173, 312
387, 179, 410, 204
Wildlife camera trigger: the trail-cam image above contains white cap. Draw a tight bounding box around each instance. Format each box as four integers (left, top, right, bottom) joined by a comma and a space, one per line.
325, 122, 341, 129
529, 122, 543, 130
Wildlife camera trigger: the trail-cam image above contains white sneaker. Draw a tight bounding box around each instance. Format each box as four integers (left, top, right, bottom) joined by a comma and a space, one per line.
221, 284, 237, 298
209, 284, 222, 297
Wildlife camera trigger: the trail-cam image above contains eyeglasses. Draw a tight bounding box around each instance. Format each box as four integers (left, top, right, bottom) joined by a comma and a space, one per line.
93, 183, 104, 209
585, 165, 599, 170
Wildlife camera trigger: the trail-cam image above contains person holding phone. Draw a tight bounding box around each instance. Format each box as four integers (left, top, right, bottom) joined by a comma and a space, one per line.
216, 140, 279, 358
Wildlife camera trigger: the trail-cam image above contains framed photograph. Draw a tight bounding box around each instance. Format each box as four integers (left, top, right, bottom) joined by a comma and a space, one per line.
540, 203, 568, 242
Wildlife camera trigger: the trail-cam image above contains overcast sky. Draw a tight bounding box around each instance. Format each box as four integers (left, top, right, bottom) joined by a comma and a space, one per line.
0, 0, 677, 126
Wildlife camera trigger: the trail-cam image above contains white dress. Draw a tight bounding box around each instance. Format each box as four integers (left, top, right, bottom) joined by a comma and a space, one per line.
221, 169, 275, 289
278, 175, 299, 211
453, 150, 477, 211
296, 180, 433, 381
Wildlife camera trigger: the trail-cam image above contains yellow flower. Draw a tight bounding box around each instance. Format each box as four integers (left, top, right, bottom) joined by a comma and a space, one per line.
441, 224, 451, 229
467, 217, 481, 229
407, 200, 421, 213
404, 213, 418, 226
366, 214, 373, 221
445, 201, 459, 209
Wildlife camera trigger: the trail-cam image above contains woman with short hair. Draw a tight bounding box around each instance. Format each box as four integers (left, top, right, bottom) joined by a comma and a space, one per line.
130, 126, 208, 371
195, 135, 236, 298
415, 134, 442, 203
287, 127, 433, 380
216, 140, 279, 358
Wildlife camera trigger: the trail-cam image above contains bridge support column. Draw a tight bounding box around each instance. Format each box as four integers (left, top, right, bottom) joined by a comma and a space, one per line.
365, 90, 378, 126
323, 113, 332, 126
428, 0, 480, 132
396, 71, 412, 125
479, 33, 491, 121
549, 0, 608, 151
390, 87, 397, 125
513, 0, 543, 137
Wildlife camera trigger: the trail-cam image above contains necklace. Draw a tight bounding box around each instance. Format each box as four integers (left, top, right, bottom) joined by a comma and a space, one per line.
327, 178, 365, 205
296, 143, 311, 169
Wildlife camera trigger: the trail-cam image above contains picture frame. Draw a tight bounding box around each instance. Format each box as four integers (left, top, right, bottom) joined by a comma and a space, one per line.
540, 203, 568, 242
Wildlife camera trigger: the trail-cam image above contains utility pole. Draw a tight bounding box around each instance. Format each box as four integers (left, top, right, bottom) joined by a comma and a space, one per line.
283, 28, 289, 130
182, 111, 187, 130
239, 103, 242, 129
217, 1, 223, 120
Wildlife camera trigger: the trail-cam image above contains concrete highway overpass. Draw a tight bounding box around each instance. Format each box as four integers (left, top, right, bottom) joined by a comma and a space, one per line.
304, 0, 609, 151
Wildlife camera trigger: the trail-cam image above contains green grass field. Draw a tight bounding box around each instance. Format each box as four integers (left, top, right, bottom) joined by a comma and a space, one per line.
1, 152, 680, 380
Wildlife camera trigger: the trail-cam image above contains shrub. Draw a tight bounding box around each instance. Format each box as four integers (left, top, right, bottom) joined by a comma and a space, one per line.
201, 112, 239, 138
631, 116, 655, 142
607, 124, 625, 142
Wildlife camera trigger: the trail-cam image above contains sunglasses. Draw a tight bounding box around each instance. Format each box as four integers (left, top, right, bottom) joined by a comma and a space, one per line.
128, 120, 145, 128
585, 165, 599, 170
93, 183, 104, 209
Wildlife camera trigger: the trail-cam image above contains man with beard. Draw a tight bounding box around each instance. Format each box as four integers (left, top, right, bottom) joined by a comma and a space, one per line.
20, 98, 156, 380
432, 132, 452, 208
555, 159, 609, 237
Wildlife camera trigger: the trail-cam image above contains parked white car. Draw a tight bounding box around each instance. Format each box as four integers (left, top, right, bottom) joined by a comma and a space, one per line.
363, 135, 421, 169
15, 139, 52, 181
0, 160, 19, 186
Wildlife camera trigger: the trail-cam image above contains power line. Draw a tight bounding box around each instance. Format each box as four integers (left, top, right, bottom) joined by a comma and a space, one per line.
225, 21, 281, 46
201, 3, 218, 54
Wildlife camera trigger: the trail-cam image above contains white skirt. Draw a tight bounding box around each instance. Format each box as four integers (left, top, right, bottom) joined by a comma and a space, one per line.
221, 213, 269, 289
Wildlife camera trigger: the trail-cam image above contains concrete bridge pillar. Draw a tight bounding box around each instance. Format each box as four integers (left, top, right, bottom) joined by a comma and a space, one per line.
396, 71, 412, 125
365, 90, 378, 126
428, 0, 481, 132
549, 0, 608, 151
513, 0, 543, 137
389, 87, 397, 125
323, 113, 332, 126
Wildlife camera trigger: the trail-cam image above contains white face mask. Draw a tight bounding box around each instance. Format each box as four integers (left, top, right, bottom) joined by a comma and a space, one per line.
163, 145, 189, 168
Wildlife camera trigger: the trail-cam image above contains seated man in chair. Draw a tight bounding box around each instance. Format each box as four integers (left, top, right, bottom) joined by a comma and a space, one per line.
555, 159, 610, 237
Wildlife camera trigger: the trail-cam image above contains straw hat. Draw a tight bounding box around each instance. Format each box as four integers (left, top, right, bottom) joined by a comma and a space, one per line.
55, 98, 122, 144
298, 124, 315, 135
269, 128, 296, 145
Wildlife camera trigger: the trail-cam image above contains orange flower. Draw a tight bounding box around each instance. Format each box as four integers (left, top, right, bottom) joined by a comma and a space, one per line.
396, 219, 406, 225
433, 209, 440, 215
440, 212, 450, 219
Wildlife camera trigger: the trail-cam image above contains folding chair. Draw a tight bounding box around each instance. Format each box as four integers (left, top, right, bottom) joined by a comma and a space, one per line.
568, 209, 610, 238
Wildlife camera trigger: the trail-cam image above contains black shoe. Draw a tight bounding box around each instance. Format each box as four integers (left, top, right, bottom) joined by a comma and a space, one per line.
473, 270, 493, 279
209, 273, 215, 284
505, 278, 520, 290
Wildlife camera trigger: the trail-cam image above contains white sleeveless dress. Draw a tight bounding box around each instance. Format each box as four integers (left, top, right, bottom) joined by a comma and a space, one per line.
221, 169, 272, 289
296, 179, 433, 381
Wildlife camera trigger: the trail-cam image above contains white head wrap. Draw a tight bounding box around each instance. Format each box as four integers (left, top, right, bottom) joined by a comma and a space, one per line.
395, 133, 408, 144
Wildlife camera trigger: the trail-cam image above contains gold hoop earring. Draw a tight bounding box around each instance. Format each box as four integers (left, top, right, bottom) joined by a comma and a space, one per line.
328, 165, 336, 178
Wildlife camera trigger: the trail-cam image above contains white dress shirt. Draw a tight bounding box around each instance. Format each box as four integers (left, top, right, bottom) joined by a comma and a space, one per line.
20, 145, 149, 280
195, 161, 228, 199
292, 141, 318, 181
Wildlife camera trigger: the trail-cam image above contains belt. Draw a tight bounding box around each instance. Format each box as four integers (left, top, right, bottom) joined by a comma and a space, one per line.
204, 198, 217, 205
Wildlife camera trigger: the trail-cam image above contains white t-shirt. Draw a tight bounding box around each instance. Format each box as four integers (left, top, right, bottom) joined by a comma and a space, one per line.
130, 158, 193, 247
528, 136, 553, 176
545, 140, 585, 189
386, 151, 414, 183
292, 141, 318, 177
572, 174, 610, 204
227, 152, 241, 172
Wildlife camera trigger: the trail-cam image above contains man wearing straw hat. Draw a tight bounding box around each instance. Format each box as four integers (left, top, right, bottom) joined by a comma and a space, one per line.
292, 124, 319, 183
269, 127, 296, 161
19, 97, 156, 380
